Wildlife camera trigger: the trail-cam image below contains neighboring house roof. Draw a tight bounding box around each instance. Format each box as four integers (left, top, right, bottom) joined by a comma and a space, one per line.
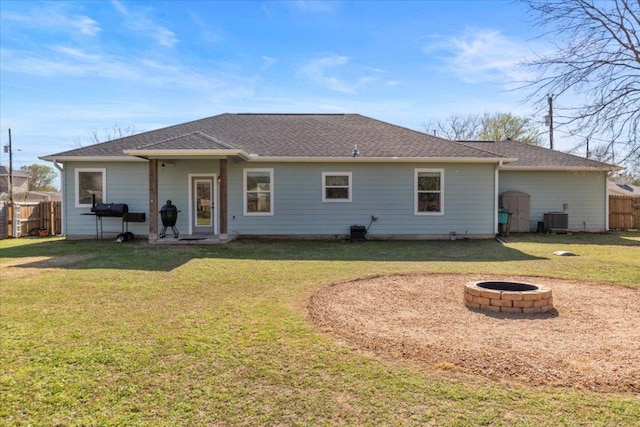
41, 113, 511, 162
0, 166, 30, 193
461, 140, 620, 171
0, 166, 30, 178
608, 178, 640, 196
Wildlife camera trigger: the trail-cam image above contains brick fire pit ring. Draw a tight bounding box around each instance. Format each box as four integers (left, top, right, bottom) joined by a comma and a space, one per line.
464, 280, 554, 314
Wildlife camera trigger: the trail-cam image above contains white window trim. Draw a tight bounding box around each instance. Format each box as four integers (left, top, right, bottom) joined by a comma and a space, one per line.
243, 168, 274, 216
75, 168, 106, 208
414, 168, 444, 216
322, 172, 352, 203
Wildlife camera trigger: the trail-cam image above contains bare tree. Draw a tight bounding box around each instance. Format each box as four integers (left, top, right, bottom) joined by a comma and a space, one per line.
424, 113, 543, 145
424, 114, 483, 140
521, 0, 640, 164
88, 124, 137, 144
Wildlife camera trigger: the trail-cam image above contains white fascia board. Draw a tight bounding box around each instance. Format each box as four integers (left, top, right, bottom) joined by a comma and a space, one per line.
499, 165, 624, 172
122, 149, 249, 159
39, 155, 147, 163
245, 156, 515, 164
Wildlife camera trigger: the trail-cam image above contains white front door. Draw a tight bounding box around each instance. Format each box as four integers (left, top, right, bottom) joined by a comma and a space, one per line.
191, 176, 216, 234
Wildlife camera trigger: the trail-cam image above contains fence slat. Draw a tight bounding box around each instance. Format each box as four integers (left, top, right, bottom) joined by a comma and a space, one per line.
4, 201, 62, 238
609, 195, 640, 230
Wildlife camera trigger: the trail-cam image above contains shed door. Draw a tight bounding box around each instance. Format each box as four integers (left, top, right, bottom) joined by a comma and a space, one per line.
501, 191, 531, 232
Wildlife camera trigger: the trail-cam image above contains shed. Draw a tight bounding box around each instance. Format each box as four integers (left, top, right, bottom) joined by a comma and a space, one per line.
500, 191, 531, 232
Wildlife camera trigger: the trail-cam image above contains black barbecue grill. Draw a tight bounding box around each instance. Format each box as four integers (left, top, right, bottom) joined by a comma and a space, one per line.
88, 202, 129, 240
86, 195, 145, 240
91, 203, 129, 217
159, 200, 179, 238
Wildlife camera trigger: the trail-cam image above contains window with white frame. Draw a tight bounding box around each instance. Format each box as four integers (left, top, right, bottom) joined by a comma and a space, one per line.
75, 168, 106, 207
244, 168, 273, 215
322, 172, 352, 202
415, 169, 444, 215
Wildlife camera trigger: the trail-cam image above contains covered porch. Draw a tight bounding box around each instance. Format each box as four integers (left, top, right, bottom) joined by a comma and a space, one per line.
143, 157, 231, 243
122, 134, 253, 242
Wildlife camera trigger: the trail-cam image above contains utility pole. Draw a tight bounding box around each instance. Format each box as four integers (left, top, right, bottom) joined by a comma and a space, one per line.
3, 129, 14, 206
586, 137, 590, 159
547, 95, 554, 150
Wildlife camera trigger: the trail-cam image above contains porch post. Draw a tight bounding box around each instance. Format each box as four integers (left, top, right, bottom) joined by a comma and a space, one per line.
149, 159, 158, 240
219, 159, 228, 235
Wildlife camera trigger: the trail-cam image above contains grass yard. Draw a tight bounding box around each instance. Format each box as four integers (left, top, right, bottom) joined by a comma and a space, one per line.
1, 233, 639, 426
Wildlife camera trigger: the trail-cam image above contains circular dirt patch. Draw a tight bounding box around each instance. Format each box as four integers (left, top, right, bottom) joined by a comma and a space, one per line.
308, 274, 640, 393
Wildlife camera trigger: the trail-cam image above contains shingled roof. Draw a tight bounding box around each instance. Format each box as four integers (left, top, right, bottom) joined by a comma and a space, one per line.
41, 114, 621, 171
0, 166, 30, 177
41, 113, 508, 161
461, 140, 620, 171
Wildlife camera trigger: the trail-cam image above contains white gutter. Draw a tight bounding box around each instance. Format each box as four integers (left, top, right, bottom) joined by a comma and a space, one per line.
53, 161, 65, 236
39, 156, 147, 162
495, 160, 502, 235
122, 149, 250, 159
245, 156, 517, 164
499, 165, 624, 172
605, 173, 610, 231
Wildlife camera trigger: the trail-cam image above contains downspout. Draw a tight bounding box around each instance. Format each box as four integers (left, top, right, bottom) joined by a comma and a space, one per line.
605, 169, 614, 231
53, 161, 65, 236
495, 161, 502, 235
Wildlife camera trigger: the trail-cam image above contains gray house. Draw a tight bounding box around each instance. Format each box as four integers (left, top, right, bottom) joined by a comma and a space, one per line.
40, 113, 620, 241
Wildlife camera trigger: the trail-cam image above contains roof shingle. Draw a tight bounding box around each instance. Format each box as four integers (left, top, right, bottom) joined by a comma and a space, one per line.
43, 113, 504, 160
461, 140, 619, 170
41, 113, 620, 171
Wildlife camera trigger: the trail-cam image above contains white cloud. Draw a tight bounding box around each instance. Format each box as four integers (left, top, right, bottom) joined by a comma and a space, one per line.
154, 27, 179, 48
110, 0, 128, 16
111, 1, 178, 48
74, 15, 101, 36
261, 56, 278, 68
423, 28, 537, 85
1, 47, 140, 79
298, 54, 382, 94
294, 1, 336, 13
50, 45, 102, 61
3, 7, 101, 37
188, 10, 223, 44
299, 54, 355, 93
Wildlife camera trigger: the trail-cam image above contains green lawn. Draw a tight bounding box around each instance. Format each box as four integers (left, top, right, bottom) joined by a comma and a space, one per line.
1, 233, 639, 426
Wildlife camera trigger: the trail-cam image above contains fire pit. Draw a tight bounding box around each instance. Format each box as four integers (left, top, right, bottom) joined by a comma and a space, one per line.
464, 280, 553, 314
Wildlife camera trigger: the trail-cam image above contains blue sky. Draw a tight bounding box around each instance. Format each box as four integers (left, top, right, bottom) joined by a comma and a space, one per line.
1, 0, 564, 176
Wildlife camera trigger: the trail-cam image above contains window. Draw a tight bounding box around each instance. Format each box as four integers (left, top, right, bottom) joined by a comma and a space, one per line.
75, 168, 106, 207
415, 169, 444, 215
244, 168, 273, 215
322, 172, 352, 202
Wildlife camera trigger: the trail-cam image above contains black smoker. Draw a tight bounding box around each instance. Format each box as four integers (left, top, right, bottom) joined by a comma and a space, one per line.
159, 200, 179, 238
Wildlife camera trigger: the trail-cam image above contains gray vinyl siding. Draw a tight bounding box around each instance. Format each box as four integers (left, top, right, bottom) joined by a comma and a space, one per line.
157, 159, 220, 235
62, 159, 500, 239
227, 161, 496, 238
499, 170, 608, 232
63, 161, 149, 238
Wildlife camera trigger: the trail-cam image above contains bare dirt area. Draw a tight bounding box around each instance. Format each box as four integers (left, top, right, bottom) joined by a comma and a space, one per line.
308, 273, 640, 393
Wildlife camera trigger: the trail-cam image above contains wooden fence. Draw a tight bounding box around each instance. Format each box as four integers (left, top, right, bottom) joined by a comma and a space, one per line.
609, 195, 640, 230
0, 202, 7, 239
3, 201, 62, 238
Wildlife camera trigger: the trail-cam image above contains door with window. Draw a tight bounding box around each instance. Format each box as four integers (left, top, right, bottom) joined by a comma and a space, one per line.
192, 176, 215, 234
